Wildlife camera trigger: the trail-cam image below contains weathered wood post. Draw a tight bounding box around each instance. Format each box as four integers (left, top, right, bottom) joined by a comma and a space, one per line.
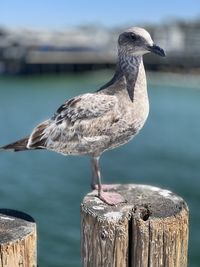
0, 209, 37, 267
81, 184, 189, 267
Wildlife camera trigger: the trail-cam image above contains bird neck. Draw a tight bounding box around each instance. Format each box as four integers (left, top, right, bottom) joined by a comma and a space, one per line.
118, 53, 142, 75
97, 53, 145, 100
117, 53, 143, 101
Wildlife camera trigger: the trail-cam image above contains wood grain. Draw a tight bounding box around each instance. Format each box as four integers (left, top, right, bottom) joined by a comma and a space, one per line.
0, 209, 37, 267
81, 184, 189, 267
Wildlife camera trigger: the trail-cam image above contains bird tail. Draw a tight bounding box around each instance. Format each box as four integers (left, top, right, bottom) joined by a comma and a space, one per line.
0, 137, 30, 152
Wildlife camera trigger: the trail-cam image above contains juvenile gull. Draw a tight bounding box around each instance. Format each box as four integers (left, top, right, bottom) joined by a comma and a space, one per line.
0, 27, 165, 205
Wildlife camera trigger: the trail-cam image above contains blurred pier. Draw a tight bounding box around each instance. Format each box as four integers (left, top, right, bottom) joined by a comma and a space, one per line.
0, 19, 200, 74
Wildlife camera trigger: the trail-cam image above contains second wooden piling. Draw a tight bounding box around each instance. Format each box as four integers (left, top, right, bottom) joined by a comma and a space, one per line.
0, 209, 37, 267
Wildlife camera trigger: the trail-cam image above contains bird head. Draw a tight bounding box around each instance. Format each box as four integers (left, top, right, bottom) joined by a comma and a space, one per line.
118, 27, 165, 57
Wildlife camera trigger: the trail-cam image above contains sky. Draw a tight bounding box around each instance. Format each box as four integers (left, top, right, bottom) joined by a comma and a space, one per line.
0, 0, 200, 29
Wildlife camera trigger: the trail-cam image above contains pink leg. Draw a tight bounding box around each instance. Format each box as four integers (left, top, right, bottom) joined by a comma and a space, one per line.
93, 184, 118, 191
91, 156, 126, 205
98, 191, 126, 206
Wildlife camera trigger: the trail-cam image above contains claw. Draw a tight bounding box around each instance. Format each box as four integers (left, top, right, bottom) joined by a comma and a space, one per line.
98, 191, 127, 206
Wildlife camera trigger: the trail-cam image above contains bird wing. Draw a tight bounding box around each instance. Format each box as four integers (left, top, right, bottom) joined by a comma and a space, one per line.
27, 93, 119, 149
52, 93, 117, 123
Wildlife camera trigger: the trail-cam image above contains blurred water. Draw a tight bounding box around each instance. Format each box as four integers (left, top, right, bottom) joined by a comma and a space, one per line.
0, 71, 199, 267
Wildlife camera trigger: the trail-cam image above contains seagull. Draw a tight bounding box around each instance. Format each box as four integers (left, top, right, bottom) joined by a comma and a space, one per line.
0, 27, 165, 205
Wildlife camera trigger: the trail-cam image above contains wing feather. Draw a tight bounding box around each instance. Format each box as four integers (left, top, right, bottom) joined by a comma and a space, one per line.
27, 93, 119, 150
53, 93, 118, 124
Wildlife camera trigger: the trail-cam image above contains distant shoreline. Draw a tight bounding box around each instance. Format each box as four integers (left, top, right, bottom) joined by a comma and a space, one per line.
1, 61, 200, 76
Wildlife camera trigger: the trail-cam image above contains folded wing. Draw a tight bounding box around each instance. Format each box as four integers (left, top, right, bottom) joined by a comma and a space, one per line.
27, 93, 119, 152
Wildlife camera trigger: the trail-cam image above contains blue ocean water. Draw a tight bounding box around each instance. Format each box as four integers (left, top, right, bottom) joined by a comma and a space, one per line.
0, 71, 199, 267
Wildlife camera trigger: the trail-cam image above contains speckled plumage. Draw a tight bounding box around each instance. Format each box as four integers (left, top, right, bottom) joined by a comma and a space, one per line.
27, 58, 148, 156
1, 27, 165, 205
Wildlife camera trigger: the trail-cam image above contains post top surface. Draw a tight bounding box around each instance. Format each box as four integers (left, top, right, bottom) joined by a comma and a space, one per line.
81, 184, 188, 222
0, 209, 36, 244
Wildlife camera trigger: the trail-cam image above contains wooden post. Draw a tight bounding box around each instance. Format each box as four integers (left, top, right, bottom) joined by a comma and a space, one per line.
0, 209, 37, 267
81, 184, 189, 267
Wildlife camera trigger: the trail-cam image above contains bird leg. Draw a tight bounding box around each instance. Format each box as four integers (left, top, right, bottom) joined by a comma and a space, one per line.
91, 157, 98, 190
91, 156, 126, 205
90, 157, 118, 191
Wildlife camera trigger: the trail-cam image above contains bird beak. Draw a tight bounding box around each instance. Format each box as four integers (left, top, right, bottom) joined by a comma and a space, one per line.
147, 44, 166, 57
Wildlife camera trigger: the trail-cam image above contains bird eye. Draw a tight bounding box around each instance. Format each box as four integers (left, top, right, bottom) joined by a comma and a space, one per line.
130, 33, 137, 41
